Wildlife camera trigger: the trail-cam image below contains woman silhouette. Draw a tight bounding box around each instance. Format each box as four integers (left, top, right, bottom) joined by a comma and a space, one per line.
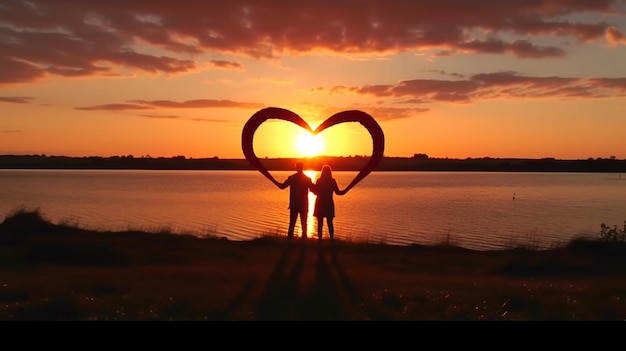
313, 165, 346, 240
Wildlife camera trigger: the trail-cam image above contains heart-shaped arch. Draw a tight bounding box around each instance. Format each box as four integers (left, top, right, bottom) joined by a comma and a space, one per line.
241, 107, 385, 193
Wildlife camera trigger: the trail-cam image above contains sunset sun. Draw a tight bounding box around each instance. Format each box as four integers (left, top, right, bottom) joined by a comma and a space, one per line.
295, 131, 324, 157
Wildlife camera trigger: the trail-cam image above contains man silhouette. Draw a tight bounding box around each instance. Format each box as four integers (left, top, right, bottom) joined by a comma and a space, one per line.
277, 161, 314, 239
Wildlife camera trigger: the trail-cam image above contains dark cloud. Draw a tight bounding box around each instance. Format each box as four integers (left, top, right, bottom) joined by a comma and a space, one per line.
332, 71, 626, 102
0, 96, 33, 103
76, 103, 153, 111
1, 0, 624, 84
508, 40, 566, 58
130, 99, 264, 109
0, 57, 46, 84
589, 77, 626, 91
110, 51, 195, 73
76, 98, 264, 111
422, 69, 466, 78
139, 114, 228, 122
210, 60, 244, 70
459, 39, 566, 58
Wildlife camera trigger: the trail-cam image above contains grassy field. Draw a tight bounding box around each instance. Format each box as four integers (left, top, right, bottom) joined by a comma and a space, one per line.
1, 209, 626, 320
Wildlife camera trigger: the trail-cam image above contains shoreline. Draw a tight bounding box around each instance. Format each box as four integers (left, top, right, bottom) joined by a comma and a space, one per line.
2, 154, 625, 173
0, 205, 598, 252
2, 209, 626, 320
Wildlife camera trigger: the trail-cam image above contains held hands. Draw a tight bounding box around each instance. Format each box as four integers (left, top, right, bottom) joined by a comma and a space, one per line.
273, 179, 287, 189
337, 182, 356, 195
310, 186, 319, 195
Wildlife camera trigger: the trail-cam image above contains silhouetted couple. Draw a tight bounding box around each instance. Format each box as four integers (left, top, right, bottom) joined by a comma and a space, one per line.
275, 162, 346, 240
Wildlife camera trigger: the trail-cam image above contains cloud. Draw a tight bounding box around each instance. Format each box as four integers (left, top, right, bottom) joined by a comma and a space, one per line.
332, 71, 626, 103
0, 96, 33, 104
1, 0, 624, 84
110, 51, 195, 73
139, 114, 180, 119
458, 39, 565, 58
76, 99, 264, 111
209, 60, 244, 70
138, 114, 228, 122
320, 106, 429, 122
588, 77, 626, 91
0, 58, 46, 85
1, 130, 22, 133
188, 118, 229, 123
357, 106, 430, 121
76, 103, 153, 111
0, 27, 196, 85
607, 26, 626, 45
422, 69, 466, 79
130, 99, 264, 109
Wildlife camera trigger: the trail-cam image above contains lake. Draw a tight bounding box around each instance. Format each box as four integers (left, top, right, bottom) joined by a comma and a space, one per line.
1, 169, 625, 250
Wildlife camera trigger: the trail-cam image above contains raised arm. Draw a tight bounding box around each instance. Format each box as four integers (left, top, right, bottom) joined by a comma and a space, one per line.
334, 179, 347, 195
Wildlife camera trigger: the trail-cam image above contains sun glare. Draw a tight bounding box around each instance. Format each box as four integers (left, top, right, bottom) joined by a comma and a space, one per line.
295, 131, 324, 157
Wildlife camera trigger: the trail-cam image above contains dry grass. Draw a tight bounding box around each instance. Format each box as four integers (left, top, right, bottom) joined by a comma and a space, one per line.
2, 208, 626, 320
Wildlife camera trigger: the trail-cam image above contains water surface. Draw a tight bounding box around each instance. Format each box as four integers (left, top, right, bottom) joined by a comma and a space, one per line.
1, 169, 624, 250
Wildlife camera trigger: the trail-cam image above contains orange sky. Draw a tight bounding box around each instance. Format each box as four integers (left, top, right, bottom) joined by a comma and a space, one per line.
1, 0, 626, 160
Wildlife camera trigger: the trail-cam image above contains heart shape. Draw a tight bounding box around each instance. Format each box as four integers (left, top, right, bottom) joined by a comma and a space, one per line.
241, 107, 385, 193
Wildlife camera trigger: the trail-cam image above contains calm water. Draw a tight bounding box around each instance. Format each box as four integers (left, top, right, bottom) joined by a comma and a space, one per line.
1, 169, 625, 250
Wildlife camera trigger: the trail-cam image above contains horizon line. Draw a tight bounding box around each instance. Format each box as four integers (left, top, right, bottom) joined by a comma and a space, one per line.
0, 153, 624, 162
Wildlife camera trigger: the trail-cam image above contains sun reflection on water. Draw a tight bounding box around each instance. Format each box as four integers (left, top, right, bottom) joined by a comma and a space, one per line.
305, 169, 319, 239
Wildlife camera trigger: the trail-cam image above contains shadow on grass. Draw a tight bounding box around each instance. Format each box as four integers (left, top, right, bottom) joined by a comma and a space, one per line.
256, 241, 306, 320
6, 209, 626, 320
255, 241, 362, 320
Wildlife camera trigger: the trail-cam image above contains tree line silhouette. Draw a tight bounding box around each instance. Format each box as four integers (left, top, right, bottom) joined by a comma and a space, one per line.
0, 154, 625, 173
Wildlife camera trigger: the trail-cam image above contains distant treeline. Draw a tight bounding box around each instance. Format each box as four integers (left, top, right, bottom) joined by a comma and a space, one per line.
0, 154, 625, 172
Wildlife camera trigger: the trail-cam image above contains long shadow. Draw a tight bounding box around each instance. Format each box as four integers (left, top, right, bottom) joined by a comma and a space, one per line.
329, 243, 405, 320
329, 243, 360, 301
296, 242, 345, 320
256, 240, 370, 320
256, 242, 307, 320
